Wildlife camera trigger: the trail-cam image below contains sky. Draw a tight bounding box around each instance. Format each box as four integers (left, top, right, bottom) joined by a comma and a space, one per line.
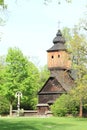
0, 0, 87, 67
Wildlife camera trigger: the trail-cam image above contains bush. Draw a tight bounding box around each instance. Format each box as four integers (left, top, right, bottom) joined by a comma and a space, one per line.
51, 94, 78, 117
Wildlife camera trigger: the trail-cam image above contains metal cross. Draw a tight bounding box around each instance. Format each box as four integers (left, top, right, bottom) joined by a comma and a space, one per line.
58, 21, 61, 29
15, 91, 22, 116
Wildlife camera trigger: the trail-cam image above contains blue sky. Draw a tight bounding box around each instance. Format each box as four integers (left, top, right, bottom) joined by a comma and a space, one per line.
0, 0, 87, 67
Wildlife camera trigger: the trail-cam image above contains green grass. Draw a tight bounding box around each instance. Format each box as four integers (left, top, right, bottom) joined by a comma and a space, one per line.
0, 116, 87, 130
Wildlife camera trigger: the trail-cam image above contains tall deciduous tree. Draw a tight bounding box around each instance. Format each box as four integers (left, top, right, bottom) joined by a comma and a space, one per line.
0, 0, 4, 6
51, 27, 87, 117
0, 56, 9, 115
3, 47, 40, 115
67, 28, 87, 117
21, 60, 40, 110
39, 65, 50, 87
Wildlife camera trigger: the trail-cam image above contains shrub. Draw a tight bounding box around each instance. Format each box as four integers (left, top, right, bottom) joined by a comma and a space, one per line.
51, 94, 78, 117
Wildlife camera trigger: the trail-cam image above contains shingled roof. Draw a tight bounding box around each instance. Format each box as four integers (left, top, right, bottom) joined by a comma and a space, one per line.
38, 77, 66, 95
38, 70, 74, 97
50, 70, 74, 92
53, 29, 66, 44
47, 30, 66, 52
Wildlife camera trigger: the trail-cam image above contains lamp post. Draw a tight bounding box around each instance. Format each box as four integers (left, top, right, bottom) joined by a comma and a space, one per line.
15, 91, 22, 116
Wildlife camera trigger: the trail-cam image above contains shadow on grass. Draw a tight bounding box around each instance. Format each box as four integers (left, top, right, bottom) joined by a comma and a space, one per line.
0, 117, 77, 130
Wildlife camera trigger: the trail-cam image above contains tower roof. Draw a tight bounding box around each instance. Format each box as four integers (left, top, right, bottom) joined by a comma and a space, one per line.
53, 30, 66, 44
47, 29, 66, 52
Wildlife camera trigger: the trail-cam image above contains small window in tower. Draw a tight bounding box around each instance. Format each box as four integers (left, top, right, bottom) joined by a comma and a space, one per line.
58, 54, 60, 58
51, 55, 54, 59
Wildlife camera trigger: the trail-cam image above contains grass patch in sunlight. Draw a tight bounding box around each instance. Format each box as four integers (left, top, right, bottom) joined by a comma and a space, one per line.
0, 117, 87, 130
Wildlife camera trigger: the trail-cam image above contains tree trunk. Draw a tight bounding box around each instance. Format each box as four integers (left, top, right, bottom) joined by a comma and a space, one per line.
9, 103, 13, 116
79, 99, 83, 117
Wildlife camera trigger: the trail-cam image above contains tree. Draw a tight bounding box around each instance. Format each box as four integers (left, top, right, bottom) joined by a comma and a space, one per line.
0, 55, 6, 93
51, 27, 87, 117
67, 27, 87, 117
0, 56, 10, 115
21, 60, 40, 110
39, 65, 50, 87
0, 0, 7, 9
0, 0, 4, 6
3, 47, 40, 115
0, 95, 9, 115
70, 72, 87, 117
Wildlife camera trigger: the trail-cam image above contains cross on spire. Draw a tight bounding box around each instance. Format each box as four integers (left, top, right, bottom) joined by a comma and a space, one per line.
58, 21, 61, 29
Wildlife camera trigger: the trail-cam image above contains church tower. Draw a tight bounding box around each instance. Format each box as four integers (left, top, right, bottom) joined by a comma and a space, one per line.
37, 29, 74, 115
47, 29, 71, 71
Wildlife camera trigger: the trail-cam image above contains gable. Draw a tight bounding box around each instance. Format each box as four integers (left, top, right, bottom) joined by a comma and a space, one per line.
56, 70, 74, 91
38, 77, 66, 94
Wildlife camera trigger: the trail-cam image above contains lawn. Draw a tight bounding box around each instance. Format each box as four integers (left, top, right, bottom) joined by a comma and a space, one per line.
0, 116, 87, 130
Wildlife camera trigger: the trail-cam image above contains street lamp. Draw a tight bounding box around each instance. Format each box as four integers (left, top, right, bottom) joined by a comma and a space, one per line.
15, 91, 22, 116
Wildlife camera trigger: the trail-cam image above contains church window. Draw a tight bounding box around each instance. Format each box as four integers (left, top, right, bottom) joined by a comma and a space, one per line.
51, 55, 54, 59
58, 54, 60, 58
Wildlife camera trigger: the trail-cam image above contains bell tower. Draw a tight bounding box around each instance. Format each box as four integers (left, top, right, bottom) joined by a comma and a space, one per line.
37, 29, 74, 115
47, 30, 71, 71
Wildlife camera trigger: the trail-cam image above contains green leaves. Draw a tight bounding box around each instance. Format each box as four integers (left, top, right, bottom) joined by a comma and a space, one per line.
3, 47, 40, 111
51, 94, 78, 116
0, 0, 4, 5
39, 65, 50, 87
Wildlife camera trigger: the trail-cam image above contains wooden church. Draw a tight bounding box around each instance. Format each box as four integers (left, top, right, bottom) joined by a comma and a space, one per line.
37, 29, 75, 115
